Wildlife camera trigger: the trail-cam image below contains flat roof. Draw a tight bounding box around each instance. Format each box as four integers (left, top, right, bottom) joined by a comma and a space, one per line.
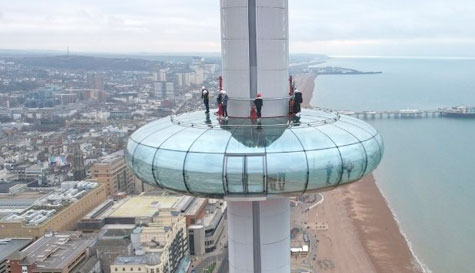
0, 238, 32, 261
109, 195, 182, 218
184, 198, 206, 216
20, 233, 94, 270
113, 256, 147, 265
0, 192, 46, 201
95, 150, 124, 164
1, 182, 98, 226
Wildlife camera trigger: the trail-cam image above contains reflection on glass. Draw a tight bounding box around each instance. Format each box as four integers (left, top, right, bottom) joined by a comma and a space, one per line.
362, 138, 382, 176
133, 145, 157, 183
267, 152, 307, 193
306, 149, 342, 188
339, 144, 366, 183
185, 153, 225, 194
154, 150, 187, 191
226, 156, 244, 193
246, 156, 265, 193
125, 140, 138, 170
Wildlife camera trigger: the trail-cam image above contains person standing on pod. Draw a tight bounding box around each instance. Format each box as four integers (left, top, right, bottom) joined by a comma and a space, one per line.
253, 93, 263, 121
221, 90, 229, 120
201, 86, 210, 113
217, 90, 223, 119
293, 89, 303, 116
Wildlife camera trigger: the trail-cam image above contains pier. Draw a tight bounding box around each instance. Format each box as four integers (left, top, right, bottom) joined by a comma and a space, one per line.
308, 107, 471, 120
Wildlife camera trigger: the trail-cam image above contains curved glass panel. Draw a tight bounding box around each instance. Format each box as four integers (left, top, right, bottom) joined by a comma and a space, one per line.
332, 122, 373, 141
292, 127, 336, 151
339, 143, 366, 184
266, 130, 303, 153
130, 121, 171, 142
226, 131, 266, 155
362, 137, 382, 176
160, 127, 207, 151
132, 145, 157, 183
375, 134, 385, 156
226, 156, 244, 193
340, 116, 377, 135
154, 150, 187, 191
189, 129, 232, 153
306, 148, 342, 189
185, 153, 225, 194
246, 156, 265, 193
317, 125, 359, 147
140, 125, 185, 147
267, 152, 307, 193
125, 139, 138, 170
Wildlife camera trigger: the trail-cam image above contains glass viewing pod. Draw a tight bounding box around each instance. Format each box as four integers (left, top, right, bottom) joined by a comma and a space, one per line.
126, 108, 383, 199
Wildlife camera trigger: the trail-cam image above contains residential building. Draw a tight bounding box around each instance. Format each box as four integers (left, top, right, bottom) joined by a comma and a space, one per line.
90, 151, 135, 197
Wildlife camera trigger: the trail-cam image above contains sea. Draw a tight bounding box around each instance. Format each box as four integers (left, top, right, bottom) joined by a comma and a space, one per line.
310, 57, 475, 273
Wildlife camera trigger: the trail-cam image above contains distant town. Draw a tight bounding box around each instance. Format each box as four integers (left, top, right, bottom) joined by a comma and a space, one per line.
0, 53, 327, 273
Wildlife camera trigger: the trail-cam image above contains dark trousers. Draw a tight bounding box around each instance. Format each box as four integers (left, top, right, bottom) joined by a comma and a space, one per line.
204, 100, 209, 112
256, 106, 262, 118
222, 105, 228, 117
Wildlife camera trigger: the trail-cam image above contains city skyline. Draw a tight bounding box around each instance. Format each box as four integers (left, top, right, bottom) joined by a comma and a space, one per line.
1, 0, 475, 57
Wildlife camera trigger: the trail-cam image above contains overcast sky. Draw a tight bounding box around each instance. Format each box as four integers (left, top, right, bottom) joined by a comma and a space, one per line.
1, 0, 475, 57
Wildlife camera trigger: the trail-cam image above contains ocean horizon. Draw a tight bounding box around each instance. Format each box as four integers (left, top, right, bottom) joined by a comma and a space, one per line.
311, 57, 475, 273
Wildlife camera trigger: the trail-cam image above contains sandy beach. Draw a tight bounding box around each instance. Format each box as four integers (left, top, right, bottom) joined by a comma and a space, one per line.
291, 73, 423, 273
293, 73, 318, 107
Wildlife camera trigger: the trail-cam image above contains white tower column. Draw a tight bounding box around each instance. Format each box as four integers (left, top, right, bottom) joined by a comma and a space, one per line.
227, 199, 291, 273
221, 0, 289, 118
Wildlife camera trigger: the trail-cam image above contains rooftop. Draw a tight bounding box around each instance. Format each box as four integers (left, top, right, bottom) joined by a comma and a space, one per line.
113, 256, 148, 265
109, 195, 182, 218
1, 181, 99, 226
0, 238, 32, 262
94, 150, 124, 165
15, 232, 94, 270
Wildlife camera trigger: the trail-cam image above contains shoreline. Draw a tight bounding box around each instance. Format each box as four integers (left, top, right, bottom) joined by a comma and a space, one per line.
295, 72, 425, 273
293, 73, 317, 107
342, 176, 424, 273
376, 181, 432, 273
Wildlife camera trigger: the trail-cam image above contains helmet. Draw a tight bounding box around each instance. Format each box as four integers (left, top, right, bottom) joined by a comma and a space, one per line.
295, 89, 300, 93
202, 86, 206, 90
222, 90, 227, 94
257, 93, 262, 98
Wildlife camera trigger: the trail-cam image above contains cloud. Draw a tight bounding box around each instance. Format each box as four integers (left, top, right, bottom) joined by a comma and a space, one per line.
0, 0, 474, 56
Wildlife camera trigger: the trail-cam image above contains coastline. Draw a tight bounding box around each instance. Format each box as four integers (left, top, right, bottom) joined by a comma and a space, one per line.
293, 73, 317, 107
296, 72, 424, 273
